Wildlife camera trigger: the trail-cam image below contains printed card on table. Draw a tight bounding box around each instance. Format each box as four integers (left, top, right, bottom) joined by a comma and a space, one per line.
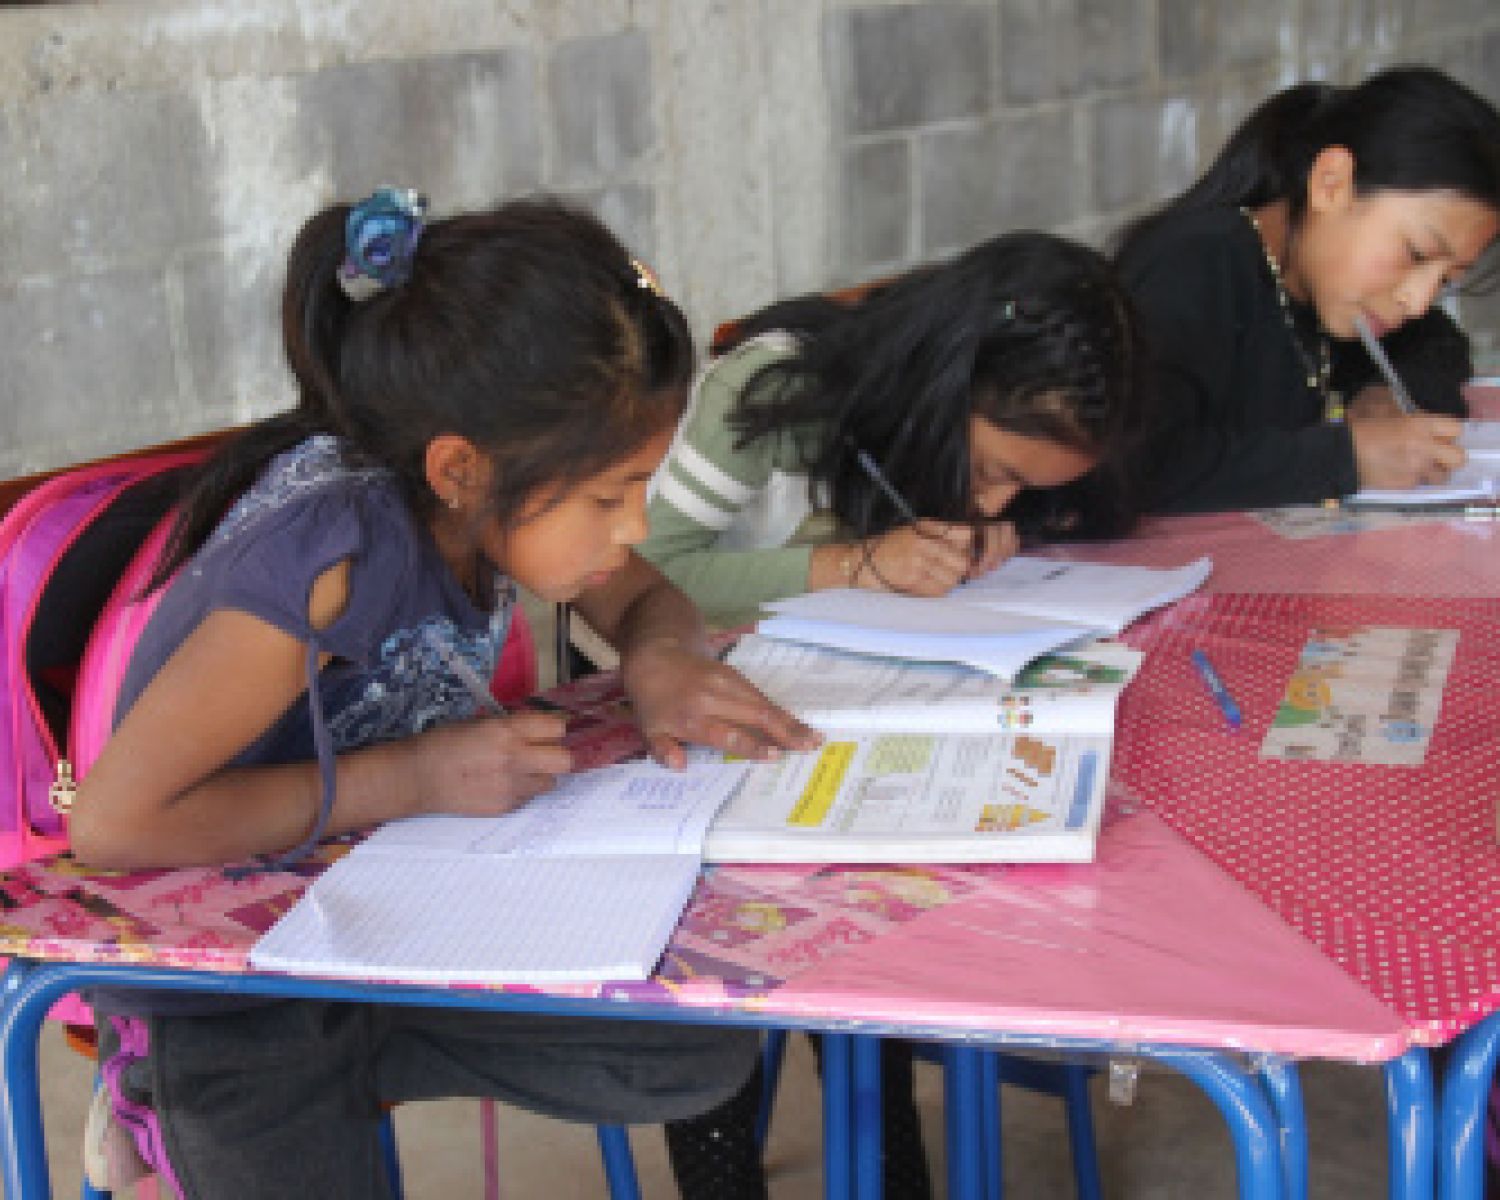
1259, 625, 1458, 766
1252, 505, 1452, 540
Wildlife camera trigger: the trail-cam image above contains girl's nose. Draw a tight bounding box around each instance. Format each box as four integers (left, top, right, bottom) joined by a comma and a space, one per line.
616, 499, 651, 546
974, 481, 1021, 518
1395, 269, 1447, 318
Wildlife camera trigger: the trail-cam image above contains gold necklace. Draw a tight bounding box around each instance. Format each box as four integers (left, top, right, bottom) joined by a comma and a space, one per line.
1239, 207, 1343, 423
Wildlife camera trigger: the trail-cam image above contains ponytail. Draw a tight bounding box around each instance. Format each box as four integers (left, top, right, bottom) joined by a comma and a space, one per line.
150, 205, 356, 590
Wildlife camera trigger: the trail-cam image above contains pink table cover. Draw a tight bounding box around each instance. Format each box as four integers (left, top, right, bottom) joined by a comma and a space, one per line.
1112, 592, 1500, 1044
4, 494, 1499, 1060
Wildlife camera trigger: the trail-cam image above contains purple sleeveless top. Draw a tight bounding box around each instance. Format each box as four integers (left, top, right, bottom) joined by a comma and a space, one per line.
118, 434, 516, 843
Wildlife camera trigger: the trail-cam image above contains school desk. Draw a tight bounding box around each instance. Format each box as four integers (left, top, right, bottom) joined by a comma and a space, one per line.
2, 508, 1497, 1200
1039, 505, 1500, 1200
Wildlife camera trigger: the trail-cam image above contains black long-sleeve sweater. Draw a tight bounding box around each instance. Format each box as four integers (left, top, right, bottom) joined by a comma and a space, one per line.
1117, 205, 1472, 513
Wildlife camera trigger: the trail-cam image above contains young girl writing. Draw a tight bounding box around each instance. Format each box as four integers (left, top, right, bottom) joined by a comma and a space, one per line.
641, 230, 1147, 1199
640, 231, 1147, 629
69, 189, 815, 1200
1113, 65, 1500, 512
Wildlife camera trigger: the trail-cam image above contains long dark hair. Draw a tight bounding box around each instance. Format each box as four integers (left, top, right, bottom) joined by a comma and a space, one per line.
720, 231, 1146, 538
153, 196, 693, 588
1114, 66, 1500, 264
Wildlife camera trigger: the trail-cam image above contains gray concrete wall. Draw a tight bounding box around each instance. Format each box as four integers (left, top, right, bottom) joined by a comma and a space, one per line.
2, 0, 1498, 475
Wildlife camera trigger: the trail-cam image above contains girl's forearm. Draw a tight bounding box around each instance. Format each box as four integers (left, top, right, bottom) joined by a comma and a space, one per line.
70, 738, 422, 871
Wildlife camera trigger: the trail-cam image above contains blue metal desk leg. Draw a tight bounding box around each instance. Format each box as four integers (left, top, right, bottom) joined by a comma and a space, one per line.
1, 959, 70, 1200
823, 1033, 854, 1200
852, 1036, 883, 1200
941, 1045, 986, 1200
1152, 1050, 1284, 1200
1258, 1058, 1307, 1200
980, 1051, 1001, 1200
1439, 1012, 1500, 1200
1385, 1049, 1436, 1200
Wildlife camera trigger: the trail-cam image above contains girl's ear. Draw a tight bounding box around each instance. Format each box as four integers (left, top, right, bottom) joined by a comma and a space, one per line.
1306, 145, 1356, 216
423, 434, 492, 513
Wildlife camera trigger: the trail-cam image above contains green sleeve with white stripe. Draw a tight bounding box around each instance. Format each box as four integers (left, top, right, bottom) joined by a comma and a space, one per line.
641, 341, 817, 624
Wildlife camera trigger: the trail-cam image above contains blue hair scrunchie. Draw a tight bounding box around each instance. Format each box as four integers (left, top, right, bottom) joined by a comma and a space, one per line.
337, 186, 428, 301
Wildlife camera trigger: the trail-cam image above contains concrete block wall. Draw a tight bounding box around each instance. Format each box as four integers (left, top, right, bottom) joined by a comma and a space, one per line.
2, 0, 1497, 475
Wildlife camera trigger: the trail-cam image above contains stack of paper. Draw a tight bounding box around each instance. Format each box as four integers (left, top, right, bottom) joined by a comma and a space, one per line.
250, 761, 747, 985
756, 555, 1212, 681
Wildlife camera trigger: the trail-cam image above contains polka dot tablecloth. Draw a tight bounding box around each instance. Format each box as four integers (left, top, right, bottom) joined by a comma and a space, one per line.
1114, 591, 1500, 1042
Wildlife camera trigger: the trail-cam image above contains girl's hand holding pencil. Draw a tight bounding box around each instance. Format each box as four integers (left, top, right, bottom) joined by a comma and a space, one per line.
408, 711, 573, 817
1349, 412, 1466, 489
818, 519, 1017, 596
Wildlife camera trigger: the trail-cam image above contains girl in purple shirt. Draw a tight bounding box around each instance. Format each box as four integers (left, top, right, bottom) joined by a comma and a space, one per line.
71, 189, 814, 1200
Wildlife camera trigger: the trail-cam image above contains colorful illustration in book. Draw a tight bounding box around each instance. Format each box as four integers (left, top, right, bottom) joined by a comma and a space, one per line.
1015, 653, 1129, 688
1013, 736, 1058, 776
977, 803, 1052, 832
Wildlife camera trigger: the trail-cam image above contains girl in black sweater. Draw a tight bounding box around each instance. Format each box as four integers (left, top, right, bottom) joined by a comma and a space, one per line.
1115, 66, 1500, 512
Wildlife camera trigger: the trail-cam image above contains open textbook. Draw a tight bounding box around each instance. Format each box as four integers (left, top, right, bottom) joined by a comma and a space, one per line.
700, 638, 1144, 864
250, 760, 747, 985
756, 555, 1211, 680
1347, 419, 1500, 507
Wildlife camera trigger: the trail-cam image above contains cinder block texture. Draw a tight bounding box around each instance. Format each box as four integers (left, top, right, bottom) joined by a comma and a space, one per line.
920, 108, 1078, 255
0, 88, 218, 282
292, 50, 543, 207
0, 270, 179, 475
836, 138, 911, 274
3, 0, 1499, 472
548, 32, 654, 186
827, 4, 991, 134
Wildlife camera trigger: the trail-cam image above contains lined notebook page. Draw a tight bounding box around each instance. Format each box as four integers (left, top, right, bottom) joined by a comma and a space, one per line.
250, 853, 702, 983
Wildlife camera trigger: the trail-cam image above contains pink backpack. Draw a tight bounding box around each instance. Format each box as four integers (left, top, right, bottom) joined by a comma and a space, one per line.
2, 445, 542, 870
0, 451, 210, 867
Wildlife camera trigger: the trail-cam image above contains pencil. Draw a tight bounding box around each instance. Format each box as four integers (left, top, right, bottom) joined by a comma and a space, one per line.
1352, 313, 1416, 415
851, 445, 918, 523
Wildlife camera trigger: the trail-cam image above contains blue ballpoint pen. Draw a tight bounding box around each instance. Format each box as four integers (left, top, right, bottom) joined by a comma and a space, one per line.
1190, 649, 1243, 732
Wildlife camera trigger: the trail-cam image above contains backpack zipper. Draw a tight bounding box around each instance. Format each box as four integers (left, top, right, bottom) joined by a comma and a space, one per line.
49, 760, 77, 815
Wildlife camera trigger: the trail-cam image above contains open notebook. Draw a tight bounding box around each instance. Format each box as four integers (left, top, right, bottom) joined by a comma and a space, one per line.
250, 761, 747, 985
1347, 419, 1500, 507
699, 638, 1144, 864
756, 555, 1211, 681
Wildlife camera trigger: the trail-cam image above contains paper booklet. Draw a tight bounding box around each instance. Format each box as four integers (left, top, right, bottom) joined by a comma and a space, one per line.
1346, 419, 1500, 507
756, 555, 1211, 681
724, 634, 1143, 735
249, 760, 748, 985
699, 638, 1143, 864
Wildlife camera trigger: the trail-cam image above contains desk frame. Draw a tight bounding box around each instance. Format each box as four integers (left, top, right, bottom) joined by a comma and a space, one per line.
0, 959, 1311, 1200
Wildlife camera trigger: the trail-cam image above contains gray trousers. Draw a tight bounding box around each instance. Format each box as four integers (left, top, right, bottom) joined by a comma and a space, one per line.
100, 1000, 760, 1200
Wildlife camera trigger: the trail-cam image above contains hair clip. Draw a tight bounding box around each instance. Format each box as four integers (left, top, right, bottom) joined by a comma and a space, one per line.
630, 256, 665, 298
338, 186, 428, 302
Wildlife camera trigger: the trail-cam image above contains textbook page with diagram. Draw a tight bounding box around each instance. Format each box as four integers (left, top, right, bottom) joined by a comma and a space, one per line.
756, 555, 1210, 681
702, 726, 1111, 864
725, 634, 1143, 736
250, 760, 748, 985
